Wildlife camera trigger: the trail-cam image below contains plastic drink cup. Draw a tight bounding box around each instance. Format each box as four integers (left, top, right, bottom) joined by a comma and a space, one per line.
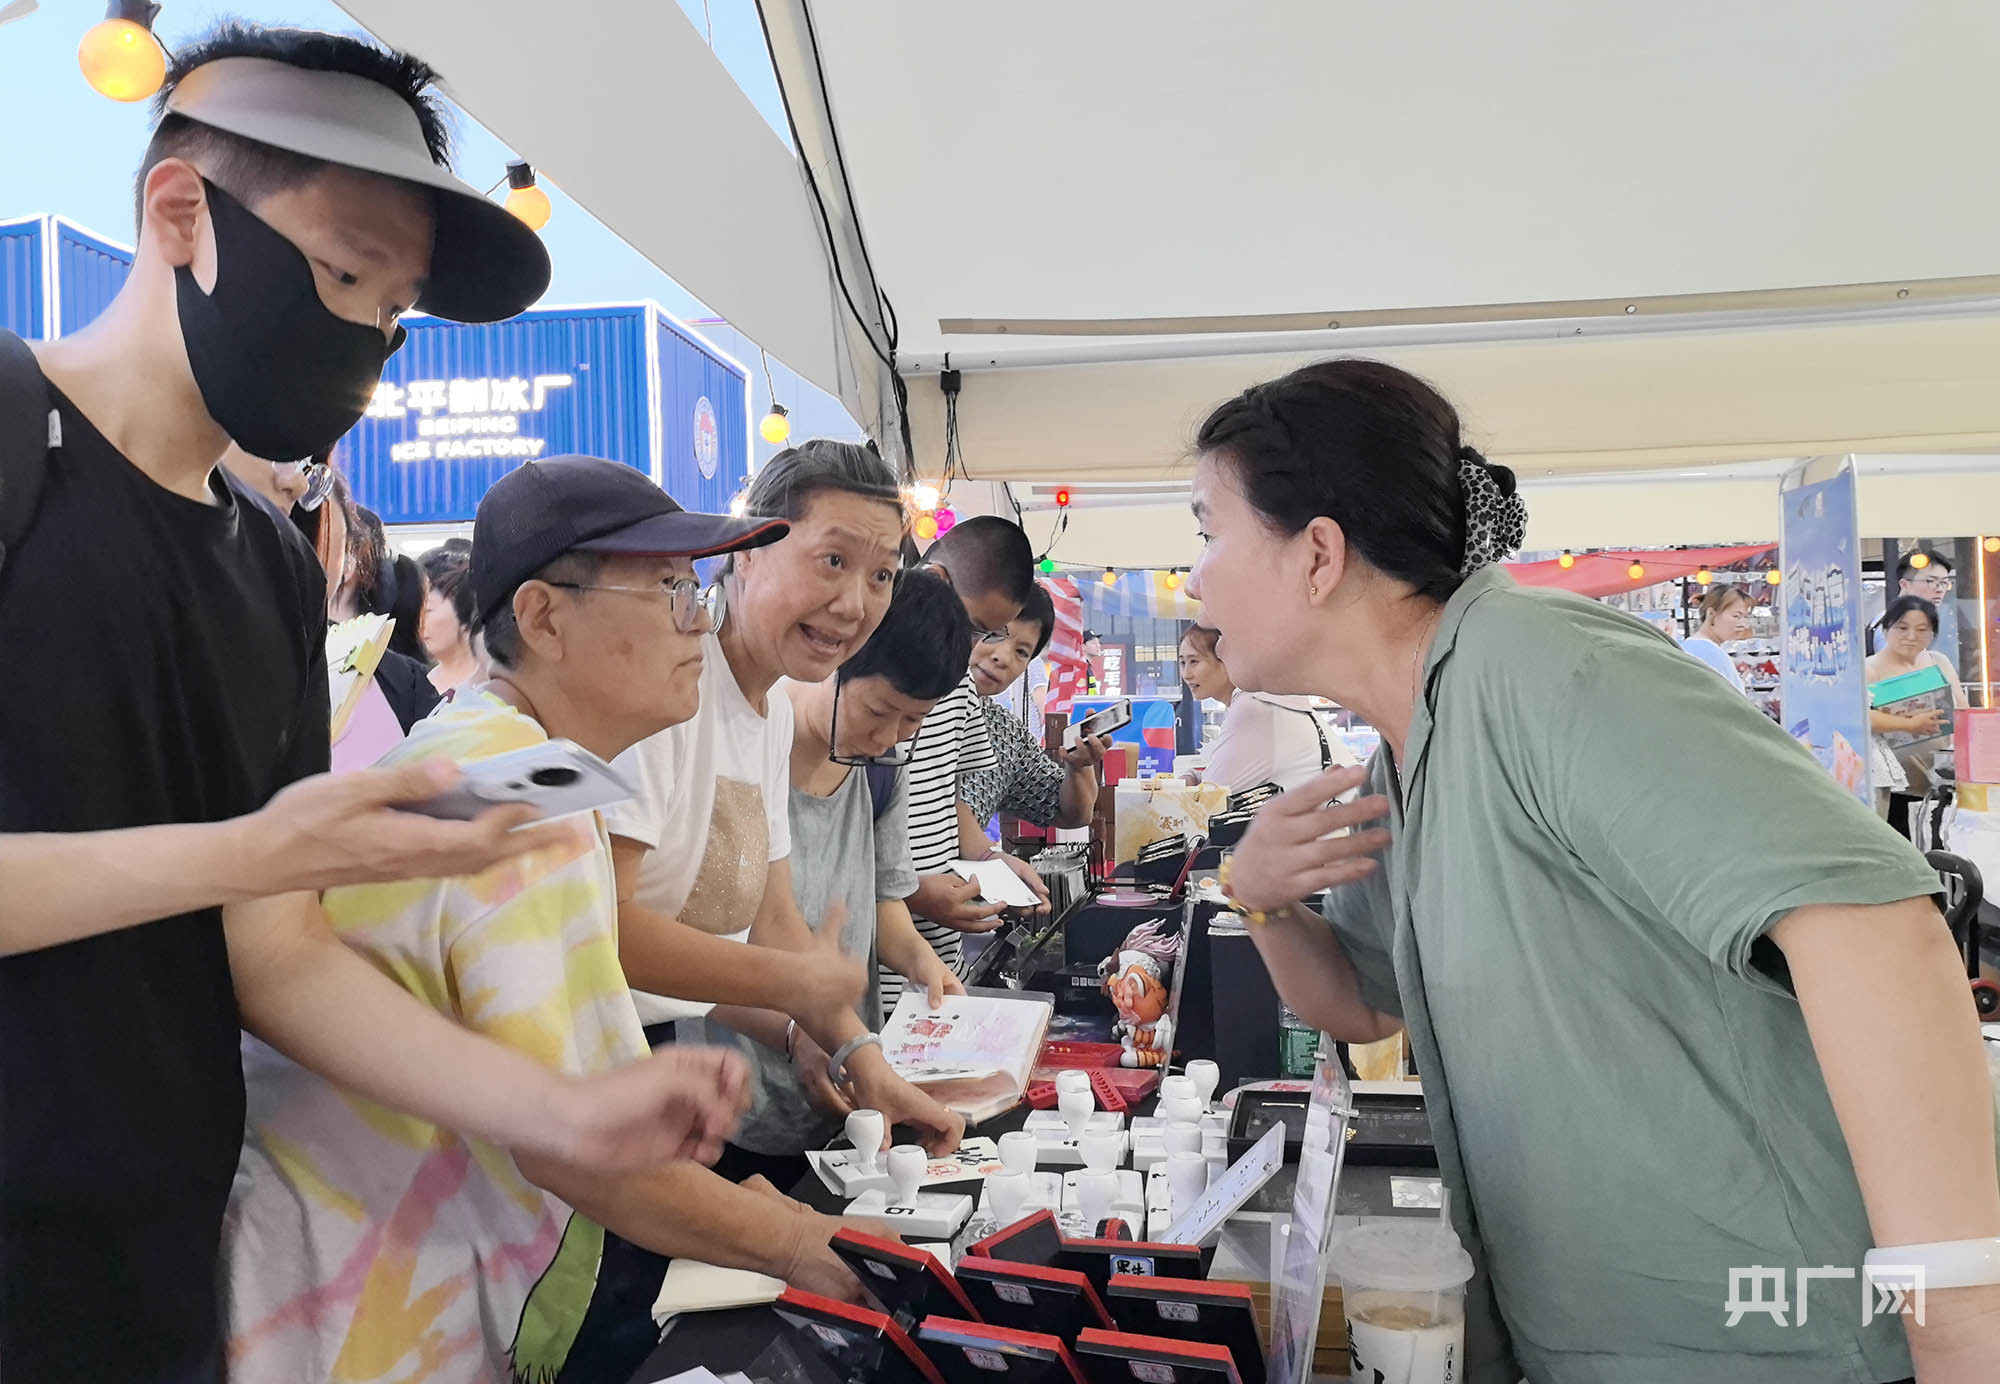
1328, 1220, 1475, 1384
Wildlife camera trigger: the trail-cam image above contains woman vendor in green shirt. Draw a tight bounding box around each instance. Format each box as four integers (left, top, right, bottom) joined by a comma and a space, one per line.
1189, 359, 1999, 1384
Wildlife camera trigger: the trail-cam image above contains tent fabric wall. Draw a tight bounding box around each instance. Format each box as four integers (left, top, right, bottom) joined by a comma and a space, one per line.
905, 310, 2000, 489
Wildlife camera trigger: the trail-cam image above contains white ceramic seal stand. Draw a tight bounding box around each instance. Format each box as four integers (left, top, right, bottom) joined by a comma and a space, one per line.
844, 1142, 976, 1239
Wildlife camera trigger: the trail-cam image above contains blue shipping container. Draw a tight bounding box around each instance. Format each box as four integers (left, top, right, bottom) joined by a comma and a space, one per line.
342, 303, 750, 525
0, 216, 135, 341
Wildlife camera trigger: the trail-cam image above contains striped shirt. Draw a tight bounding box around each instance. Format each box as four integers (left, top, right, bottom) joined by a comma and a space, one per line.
882, 674, 997, 1008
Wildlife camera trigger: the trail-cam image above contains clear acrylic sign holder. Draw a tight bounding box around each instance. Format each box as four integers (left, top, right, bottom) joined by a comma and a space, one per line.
1266, 1033, 1356, 1384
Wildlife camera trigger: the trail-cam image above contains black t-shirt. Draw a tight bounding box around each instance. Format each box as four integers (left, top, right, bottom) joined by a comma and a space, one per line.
0, 376, 329, 1380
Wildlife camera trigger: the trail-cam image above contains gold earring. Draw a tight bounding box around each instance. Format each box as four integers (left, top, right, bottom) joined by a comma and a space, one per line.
1309, 583, 1319, 599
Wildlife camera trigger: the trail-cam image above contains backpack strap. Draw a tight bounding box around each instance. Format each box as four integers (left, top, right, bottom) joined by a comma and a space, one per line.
865, 762, 899, 823
0, 331, 55, 580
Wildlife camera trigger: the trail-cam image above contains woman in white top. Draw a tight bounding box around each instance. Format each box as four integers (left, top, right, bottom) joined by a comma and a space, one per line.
1680, 584, 1752, 694
1865, 594, 1966, 830
1178, 624, 1349, 792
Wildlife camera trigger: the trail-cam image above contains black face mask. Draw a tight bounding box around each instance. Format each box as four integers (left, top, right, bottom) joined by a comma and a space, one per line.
175, 179, 407, 462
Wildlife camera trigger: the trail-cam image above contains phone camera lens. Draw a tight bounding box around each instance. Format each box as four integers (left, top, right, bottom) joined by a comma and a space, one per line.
529, 766, 580, 788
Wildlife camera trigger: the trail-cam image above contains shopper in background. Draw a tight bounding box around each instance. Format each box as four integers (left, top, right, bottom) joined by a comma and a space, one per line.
420, 544, 482, 693
713, 569, 976, 1190
962, 582, 1107, 832
1866, 594, 1966, 831
0, 23, 745, 1381
226, 458, 841, 1384
1868, 547, 1959, 658
1680, 583, 1754, 694
895, 514, 1043, 1005
1192, 357, 1997, 1384
1179, 622, 1351, 793
332, 502, 384, 621
608, 440, 962, 1151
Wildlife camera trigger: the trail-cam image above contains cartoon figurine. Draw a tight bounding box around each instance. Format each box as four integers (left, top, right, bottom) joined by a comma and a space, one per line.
1096, 918, 1180, 1069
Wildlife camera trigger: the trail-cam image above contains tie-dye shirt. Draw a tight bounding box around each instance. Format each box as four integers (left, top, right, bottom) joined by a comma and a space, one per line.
224, 692, 649, 1384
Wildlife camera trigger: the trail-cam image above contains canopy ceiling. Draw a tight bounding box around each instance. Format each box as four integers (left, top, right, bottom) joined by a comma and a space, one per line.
339, 0, 2000, 497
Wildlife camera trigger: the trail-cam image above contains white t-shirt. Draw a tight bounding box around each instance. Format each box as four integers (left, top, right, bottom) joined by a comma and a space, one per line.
606, 628, 792, 1026
1681, 636, 1747, 694
1204, 692, 1348, 794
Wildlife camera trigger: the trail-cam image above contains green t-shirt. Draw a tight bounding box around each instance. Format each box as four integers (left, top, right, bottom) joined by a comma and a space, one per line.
1324, 565, 1942, 1384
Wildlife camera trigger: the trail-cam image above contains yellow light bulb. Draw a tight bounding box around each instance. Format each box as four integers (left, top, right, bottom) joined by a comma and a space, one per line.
1628, 561, 1646, 580
79, 18, 166, 102
1766, 569, 1782, 585
1985, 536, 2000, 554
1557, 551, 1575, 570
1101, 568, 1117, 587
1909, 551, 1931, 569
911, 482, 941, 512
1164, 570, 1182, 590
759, 405, 791, 446
913, 513, 939, 542
1694, 568, 1712, 585
504, 183, 552, 231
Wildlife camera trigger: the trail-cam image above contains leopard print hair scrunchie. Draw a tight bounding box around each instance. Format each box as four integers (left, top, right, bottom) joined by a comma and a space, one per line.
1458, 446, 1528, 576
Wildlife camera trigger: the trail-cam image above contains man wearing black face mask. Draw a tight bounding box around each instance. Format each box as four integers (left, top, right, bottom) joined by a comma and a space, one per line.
0, 24, 752, 1383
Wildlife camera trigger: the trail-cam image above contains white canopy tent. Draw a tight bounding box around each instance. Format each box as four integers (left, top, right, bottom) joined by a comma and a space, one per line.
337, 0, 2000, 546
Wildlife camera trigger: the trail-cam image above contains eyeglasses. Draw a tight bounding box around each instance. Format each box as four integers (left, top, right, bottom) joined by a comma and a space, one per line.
1909, 574, 1954, 592
290, 459, 335, 512
545, 576, 726, 634
827, 675, 913, 767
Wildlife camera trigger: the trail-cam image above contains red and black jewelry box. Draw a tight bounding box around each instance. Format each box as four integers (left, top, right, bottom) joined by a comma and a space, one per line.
966, 1208, 1065, 1268
1105, 1274, 1264, 1384
773, 1287, 946, 1384
914, 1317, 1089, 1384
1074, 1328, 1244, 1384
954, 1255, 1114, 1338
1056, 1234, 1210, 1296
830, 1227, 981, 1326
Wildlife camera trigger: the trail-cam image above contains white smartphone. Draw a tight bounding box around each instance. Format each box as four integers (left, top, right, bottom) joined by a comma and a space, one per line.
1065, 698, 1133, 750
396, 739, 635, 822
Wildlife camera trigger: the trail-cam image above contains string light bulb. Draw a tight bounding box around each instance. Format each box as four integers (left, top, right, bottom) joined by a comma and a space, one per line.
502, 161, 552, 231
1766, 569, 1782, 585
1628, 561, 1646, 581
79, 1, 167, 103
1164, 569, 1183, 590
935, 507, 957, 535
1054, 487, 1072, 508
913, 513, 939, 542
1986, 536, 2000, 554
1909, 551, 1931, 570
1557, 550, 1576, 570
1039, 556, 1056, 575
758, 403, 791, 446
911, 481, 941, 513
1694, 567, 1712, 585
1101, 567, 1117, 587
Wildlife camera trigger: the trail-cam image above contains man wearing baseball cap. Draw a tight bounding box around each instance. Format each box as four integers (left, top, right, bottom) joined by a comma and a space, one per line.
228, 458, 888, 1381
0, 25, 735, 1382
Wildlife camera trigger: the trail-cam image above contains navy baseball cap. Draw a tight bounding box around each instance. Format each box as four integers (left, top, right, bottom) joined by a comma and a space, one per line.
472, 457, 786, 627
